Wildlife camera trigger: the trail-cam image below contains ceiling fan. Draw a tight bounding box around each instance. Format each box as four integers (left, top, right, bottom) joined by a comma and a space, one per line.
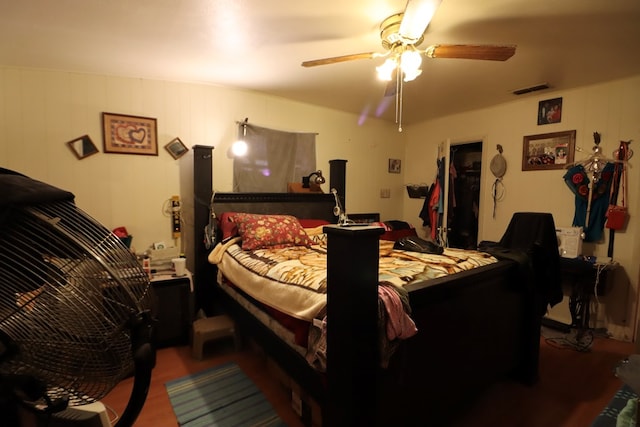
301, 0, 516, 131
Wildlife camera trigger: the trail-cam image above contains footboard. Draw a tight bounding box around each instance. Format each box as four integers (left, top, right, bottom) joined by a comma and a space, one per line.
379, 260, 537, 425
324, 227, 535, 426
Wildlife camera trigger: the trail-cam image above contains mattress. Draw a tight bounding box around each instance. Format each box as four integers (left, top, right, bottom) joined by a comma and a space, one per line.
211, 237, 498, 322
210, 234, 499, 370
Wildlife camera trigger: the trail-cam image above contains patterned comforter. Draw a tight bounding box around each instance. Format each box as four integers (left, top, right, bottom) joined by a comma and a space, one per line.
209, 236, 498, 322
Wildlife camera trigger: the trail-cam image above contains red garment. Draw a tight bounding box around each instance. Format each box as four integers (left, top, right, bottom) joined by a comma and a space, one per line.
428, 180, 441, 240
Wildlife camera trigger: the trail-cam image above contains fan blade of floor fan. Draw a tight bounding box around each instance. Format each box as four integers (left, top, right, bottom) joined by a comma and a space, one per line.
426, 44, 516, 61
301, 52, 377, 67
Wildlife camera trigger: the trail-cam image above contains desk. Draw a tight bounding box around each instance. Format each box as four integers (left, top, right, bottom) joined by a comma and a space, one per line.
150, 270, 194, 347
560, 258, 618, 330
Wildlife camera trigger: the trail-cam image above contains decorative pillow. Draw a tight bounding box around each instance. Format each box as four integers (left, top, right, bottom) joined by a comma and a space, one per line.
231, 213, 314, 250
298, 218, 331, 228
219, 212, 239, 240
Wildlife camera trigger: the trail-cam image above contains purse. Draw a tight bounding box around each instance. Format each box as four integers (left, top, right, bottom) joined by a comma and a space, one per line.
606, 205, 628, 230
606, 163, 628, 230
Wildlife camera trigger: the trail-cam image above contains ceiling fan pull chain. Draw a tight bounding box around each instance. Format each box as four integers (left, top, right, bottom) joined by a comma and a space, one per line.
396, 65, 404, 132
398, 77, 404, 132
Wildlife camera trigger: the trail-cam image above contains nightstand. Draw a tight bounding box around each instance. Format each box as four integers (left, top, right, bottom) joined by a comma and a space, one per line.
150, 270, 194, 347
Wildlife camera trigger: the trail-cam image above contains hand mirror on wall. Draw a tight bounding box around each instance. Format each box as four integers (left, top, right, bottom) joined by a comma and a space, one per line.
67, 134, 99, 159
490, 144, 507, 179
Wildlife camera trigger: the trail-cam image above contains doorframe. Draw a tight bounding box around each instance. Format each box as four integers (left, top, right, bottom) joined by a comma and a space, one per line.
438, 136, 486, 247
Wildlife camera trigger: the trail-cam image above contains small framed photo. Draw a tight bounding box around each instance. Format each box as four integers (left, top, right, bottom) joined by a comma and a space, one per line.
388, 158, 401, 174
538, 97, 563, 125
66, 134, 99, 159
102, 112, 158, 156
522, 130, 576, 171
165, 137, 189, 159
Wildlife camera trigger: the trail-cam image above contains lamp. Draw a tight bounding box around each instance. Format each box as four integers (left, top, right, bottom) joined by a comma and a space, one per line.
302, 170, 326, 188
331, 188, 354, 226
231, 118, 249, 157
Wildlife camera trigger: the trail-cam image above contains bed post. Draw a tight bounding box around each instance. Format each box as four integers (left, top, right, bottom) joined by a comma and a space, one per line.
324, 225, 384, 427
193, 145, 216, 315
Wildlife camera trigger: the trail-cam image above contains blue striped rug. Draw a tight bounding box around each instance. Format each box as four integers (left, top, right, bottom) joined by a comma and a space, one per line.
165, 362, 288, 427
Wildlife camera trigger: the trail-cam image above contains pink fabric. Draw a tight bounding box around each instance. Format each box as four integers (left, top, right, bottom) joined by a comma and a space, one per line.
378, 283, 418, 340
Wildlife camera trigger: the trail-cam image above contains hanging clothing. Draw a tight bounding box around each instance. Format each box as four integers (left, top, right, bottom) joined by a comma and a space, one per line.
418, 158, 446, 242
427, 180, 441, 240
563, 162, 614, 242
419, 183, 434, 228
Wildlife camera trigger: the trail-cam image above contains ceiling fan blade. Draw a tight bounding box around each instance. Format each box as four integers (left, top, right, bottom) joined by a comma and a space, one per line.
399, 0, 443, 43
301, 52, 378, 67
425, 44, 516, 61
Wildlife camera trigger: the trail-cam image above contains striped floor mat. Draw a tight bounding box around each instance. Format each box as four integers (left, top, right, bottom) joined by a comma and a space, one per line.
165, 362, 287, 427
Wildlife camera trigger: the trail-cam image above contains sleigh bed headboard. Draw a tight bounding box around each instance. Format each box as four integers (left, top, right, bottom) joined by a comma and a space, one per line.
211, 192, 337, 223
192, 145, 347, 315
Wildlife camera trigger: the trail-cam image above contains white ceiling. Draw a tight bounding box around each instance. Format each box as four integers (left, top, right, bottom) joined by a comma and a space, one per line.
2, 0, 640, 127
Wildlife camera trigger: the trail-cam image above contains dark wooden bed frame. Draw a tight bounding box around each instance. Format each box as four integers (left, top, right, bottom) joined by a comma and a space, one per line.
192, 147, 541, 426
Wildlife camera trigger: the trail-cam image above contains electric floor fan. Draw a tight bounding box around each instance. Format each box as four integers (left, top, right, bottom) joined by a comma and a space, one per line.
0, 168, 155, 426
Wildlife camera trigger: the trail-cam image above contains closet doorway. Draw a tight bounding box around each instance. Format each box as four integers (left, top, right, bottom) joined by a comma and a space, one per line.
447, 141, 482, 249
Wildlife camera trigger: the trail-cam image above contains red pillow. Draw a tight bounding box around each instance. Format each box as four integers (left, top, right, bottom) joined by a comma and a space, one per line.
381, 228, 418, 241
231, 213, 314, 250
298, 218, 331, 228
219, 212, 239, 240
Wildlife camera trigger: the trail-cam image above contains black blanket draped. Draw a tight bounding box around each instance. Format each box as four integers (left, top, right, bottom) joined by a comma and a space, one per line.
481, 212, 562, 316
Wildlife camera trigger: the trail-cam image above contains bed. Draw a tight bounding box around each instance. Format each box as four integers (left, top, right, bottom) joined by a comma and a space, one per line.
192, 150, 546, 426
206, 199, 549, 426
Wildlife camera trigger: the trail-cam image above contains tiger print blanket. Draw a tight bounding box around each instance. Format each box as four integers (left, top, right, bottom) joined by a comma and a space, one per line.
209, 236, 498, 322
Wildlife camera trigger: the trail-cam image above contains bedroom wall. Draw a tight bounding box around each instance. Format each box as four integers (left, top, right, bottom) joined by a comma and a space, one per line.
402, 75, 640, 342
0, 66, 405, 270
2, 65, 639, 342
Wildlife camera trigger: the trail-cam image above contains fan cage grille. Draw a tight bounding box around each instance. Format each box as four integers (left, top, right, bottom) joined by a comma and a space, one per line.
0, 200, 152, 405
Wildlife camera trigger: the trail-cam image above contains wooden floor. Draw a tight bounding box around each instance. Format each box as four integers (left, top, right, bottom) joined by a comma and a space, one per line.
102, 332, 636, 426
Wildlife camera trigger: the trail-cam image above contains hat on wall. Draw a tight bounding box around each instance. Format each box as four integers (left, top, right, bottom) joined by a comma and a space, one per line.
490, 144, 507, 178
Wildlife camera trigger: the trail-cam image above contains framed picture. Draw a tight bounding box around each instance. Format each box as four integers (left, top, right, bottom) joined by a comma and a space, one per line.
102, 112, 158, 156
66, 134, 99, 159
388, 158, 401, 173
537, 97, 563, 125
165, 137, 189, 159
522, 130, 576, 171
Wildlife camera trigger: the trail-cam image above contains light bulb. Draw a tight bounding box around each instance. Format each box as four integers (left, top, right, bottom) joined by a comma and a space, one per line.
231, 140, 248, 156
403, 68, 423, 82
401, 50, 422, 74
376, 58, 397, 81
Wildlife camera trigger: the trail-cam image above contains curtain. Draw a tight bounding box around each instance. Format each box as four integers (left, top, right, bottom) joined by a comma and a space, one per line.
233, 124, 316, 192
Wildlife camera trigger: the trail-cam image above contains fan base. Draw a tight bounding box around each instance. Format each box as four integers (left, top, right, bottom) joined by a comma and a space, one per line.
18, 401, 110, 427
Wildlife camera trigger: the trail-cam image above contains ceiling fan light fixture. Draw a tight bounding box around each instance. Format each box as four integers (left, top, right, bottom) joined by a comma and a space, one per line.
376, 57, 397, 81
400, 49, 422, 75
399, 0, 443, 43
403, 68, 422, 82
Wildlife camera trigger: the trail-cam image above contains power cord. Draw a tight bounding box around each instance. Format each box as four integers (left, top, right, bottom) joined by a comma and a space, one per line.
542, 327, 594, 352
491, 178, 505, 218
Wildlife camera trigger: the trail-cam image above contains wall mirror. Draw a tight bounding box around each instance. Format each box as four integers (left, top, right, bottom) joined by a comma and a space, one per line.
67, 135, 99, 159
